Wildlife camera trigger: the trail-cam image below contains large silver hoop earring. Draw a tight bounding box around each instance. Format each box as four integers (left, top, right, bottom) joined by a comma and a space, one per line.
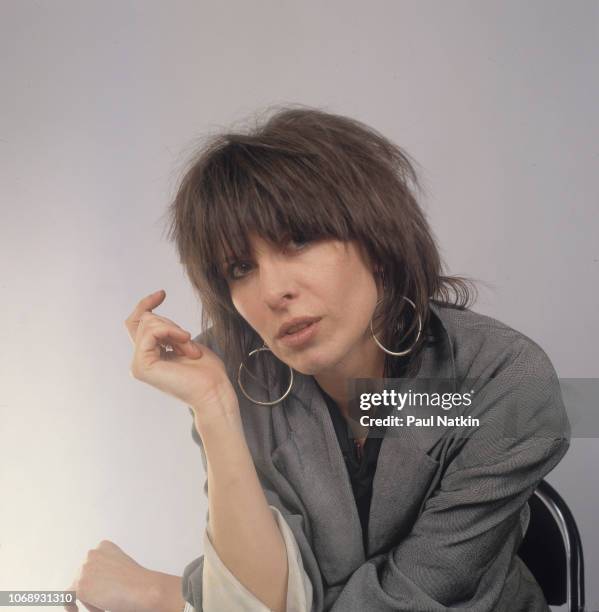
237, 344, 294, 406
370, 296, 422, 357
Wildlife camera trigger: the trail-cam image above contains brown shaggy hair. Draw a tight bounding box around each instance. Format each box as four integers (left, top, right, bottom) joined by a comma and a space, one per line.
165, 104, 476, 385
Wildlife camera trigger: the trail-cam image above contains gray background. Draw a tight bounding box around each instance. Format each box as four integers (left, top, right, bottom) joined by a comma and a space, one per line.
1, 1, 597, 610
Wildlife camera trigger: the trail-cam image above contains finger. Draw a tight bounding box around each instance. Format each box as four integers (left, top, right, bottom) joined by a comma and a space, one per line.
136, 318, 191, 344
124, 289, 166, 343
141, 313, 193, 341
137, 321, 192, 351
130, 290, 166, 324
159, 338, 203, 361
135, 308, 194, 349
183, 339, 203, 357
148, 313, 182, 328
163, 339, 203, 359
138, 311, 189, 333
173, 340, 203, 357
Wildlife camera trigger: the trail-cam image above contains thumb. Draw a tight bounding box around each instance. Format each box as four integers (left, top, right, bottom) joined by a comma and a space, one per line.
63, 581, 104, 612
185, 340, 203, 358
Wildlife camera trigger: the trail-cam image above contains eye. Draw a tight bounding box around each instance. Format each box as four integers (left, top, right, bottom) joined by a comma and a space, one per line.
226, 261, 253, 280
286, 234, 311, 251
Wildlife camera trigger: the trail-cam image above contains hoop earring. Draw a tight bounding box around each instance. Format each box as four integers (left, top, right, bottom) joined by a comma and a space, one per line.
370, 296, 422, 357
237, 344, 294, 406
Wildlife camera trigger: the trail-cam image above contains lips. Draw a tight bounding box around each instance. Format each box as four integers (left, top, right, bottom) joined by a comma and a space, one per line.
286, 321, 312, 334
277, 318, 321, 348
277, 316, 322, 339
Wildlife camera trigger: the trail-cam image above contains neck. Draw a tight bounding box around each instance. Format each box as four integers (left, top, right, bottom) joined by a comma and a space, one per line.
314, 335, 385, 418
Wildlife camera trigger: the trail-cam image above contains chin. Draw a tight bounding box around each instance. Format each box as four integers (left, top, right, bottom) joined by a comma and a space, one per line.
292, 362, 321, 376
282, 354, 318, 376
285, 349, 336, 377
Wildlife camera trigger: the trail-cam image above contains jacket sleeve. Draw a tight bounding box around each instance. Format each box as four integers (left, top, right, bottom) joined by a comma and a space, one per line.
327, 341, 571, 612
181, 406, 313, 612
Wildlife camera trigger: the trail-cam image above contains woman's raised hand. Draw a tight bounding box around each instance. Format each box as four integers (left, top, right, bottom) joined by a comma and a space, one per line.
125, 290, 239, 426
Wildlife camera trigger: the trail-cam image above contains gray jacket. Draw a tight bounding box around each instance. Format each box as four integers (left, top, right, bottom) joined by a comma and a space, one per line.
182, 302, 571, 611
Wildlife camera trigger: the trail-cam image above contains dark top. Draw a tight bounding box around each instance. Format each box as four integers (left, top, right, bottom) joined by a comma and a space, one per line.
319, 385, 384, 550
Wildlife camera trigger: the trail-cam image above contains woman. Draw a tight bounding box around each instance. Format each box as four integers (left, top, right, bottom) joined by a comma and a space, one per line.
67, 107, 570, 612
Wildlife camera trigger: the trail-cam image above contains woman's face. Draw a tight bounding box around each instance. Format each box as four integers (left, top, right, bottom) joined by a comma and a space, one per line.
225, 231, 382, 376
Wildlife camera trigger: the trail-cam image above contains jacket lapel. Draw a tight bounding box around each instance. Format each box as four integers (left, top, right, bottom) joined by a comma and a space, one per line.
367, 302, 457, 554
271, 371, 366, 584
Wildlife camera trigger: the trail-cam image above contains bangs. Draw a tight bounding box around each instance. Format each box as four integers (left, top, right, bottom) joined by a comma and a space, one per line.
198, 140, 353, 279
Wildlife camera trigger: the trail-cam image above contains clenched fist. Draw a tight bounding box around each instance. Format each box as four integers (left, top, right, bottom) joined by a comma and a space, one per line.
64, 539, 179, 612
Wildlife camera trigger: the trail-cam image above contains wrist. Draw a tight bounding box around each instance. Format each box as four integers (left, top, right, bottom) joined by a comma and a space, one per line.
146, 571, 186, 612
191, 392, 242, 437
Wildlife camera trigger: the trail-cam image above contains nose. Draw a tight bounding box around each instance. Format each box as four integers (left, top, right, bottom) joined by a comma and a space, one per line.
258, 260, 298, 309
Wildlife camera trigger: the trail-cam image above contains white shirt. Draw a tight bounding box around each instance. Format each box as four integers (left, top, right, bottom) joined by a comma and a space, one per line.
184, 505, 312, 612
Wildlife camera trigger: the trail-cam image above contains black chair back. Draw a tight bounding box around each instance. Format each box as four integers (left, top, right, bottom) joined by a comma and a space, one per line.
518, 480, 585, 612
